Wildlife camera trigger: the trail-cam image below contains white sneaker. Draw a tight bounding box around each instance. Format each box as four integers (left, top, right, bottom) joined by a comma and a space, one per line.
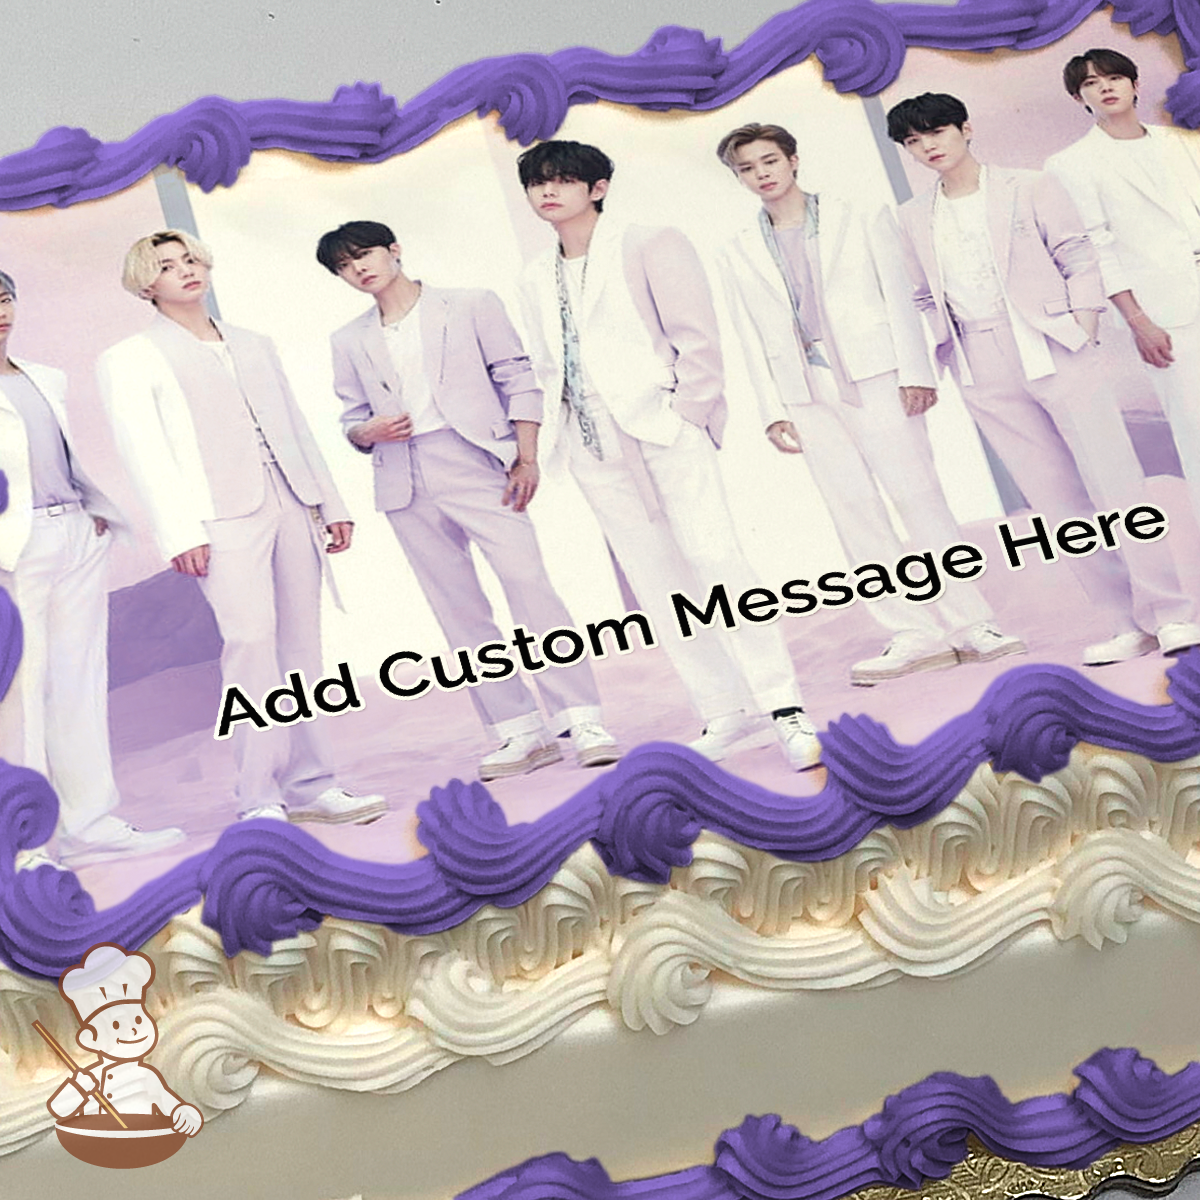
237, 803, 289, 823
1083, 630, 1157, 667
954, 623, 1027, 664
479, 730, 563, 781
688, 711, 761, 762
850, 631, 959, 686
1157, 622, 1200, 656
772, 708, 822, 772
59, 816, 186, 866
15, 846, 65, 872
289, 788, 388, 826
571, 722, 621, 768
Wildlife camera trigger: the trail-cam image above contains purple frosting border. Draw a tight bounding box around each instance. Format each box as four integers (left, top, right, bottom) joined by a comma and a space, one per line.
2, 619, 1199, 979
1, 0, 1200, 209
458, 1048, 1200, 1200
0, 0, 1198, 984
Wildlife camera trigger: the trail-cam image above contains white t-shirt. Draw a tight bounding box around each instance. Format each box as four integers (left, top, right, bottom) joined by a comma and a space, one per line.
0, 372, 79, 508
934, 189, 1006, 321
200, 338, 275, 463
382, 297, 447, 437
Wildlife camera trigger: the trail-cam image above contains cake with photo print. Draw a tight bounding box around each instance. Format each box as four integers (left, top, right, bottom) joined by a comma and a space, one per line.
2, 1, 1200, 1197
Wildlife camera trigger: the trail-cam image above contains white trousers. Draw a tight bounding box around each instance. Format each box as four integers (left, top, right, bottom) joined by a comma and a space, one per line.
0, 509, 119, 837
793, 368, 994, 637
956, 319, 1193, 634
199, 463, 336, 810
1143, 298, 1200, 527
567, 405, 803, 720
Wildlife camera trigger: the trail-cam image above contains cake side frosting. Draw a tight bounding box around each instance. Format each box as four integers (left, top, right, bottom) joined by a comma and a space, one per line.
3, 656, 1200, 980
459, 1055, 1200, 1200
3, 742, 1199, 1163
0, 0, 1198, 212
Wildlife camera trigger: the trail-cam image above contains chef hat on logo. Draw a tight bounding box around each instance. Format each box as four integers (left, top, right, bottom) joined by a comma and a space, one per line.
60, 944, 154, 1025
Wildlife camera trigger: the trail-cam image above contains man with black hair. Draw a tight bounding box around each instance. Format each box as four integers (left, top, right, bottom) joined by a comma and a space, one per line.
714, 121, 1025, 686
515, 140, 820, 770
887, 93, 1199, 666
1046, 48, 1200, 525
317, 220, 618, 780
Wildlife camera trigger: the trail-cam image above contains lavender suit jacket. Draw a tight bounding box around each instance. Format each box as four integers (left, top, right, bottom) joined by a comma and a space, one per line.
330, 286, 544, 513
897, 166, 1105, 370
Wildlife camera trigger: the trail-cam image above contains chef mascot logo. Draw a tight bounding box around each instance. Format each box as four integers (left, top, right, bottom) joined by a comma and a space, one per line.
35, 942, 203, 1168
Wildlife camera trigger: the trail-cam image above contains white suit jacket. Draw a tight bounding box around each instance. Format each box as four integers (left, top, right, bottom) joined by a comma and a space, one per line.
331, 286, 544, 512
719, 195, 935, 430
0, 359, 122, 572
98, 315, 350, 563
520, 219, 727, 457
1046, 123, 1200, 328
898, 166, 1103, 377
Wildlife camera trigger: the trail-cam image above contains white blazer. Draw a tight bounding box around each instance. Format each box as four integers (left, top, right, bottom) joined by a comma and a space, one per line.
0, 360, 121, 572
1046, 123, 1200, 328
520, 219, 727, 458
98, 316, 349, 563
719, 195, 935, 430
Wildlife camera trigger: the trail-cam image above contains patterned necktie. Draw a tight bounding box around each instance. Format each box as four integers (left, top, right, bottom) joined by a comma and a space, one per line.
555, 251, 603, 460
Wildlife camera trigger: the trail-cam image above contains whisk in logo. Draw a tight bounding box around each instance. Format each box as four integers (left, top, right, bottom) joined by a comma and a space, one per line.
34, 942, 203, 1169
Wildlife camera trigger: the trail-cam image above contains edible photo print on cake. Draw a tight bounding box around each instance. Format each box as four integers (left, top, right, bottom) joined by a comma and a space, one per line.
1, 11, 1195, 901
3, 2, 1200, 1199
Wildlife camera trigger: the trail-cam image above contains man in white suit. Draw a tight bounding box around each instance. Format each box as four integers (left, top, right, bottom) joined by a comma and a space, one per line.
316, 220, 619, 780
1046, 48, 1200, 525
887, 93, 1199, 665
715, 122, 1025, 686
0, 269, 183, 864
516, 140, 819, 770
98, 230, 385, 825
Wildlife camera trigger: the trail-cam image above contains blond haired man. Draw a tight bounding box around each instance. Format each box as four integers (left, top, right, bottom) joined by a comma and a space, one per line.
98, 230, 385, 824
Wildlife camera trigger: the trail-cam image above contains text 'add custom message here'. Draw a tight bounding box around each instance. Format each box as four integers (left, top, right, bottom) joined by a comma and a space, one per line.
213, 504, 1170, 737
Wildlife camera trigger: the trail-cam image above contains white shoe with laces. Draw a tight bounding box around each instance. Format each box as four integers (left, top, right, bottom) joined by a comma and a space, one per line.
688, 711, 762, 762
288, 788, 388, 826
772, 708, 822, 772
237, 803, 289, 823
1082, 630, 1157, 667
1157, 621, 1200, 656
15, 846, 65, 872
850, 630, 959, 686
58, 816, 186, 865
570, 722, 621, 768
479, 730, 563, 781
954, 623, 1027, 664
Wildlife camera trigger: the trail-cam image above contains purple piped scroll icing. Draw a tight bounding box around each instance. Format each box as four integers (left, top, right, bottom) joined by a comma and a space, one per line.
461, 1049, 1200, 1200
2, 650, 1200, 978
1, 0, 1200, 209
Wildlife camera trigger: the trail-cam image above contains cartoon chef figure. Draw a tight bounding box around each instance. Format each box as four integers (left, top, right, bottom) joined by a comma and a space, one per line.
46, 943, 203, 1136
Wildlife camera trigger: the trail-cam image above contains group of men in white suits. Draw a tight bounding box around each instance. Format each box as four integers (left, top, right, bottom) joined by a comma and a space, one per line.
715, 124, 1026, 685
884, 70, 1200, 665
7, 44, 1200, 861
